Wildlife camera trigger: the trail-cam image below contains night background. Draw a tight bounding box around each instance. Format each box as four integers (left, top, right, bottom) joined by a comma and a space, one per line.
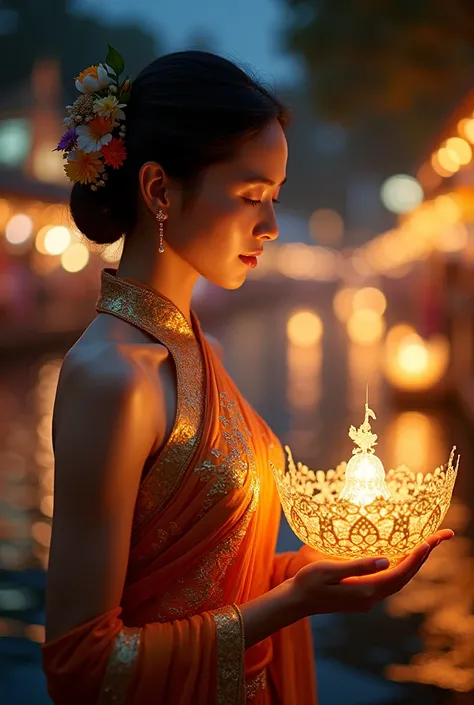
0, 1, 473, 703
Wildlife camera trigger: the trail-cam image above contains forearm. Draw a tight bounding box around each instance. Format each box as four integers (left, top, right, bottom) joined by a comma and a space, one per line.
239, 578, 304, 649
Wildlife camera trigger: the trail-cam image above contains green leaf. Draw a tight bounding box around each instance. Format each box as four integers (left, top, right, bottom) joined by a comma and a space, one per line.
106, 45, 125, 76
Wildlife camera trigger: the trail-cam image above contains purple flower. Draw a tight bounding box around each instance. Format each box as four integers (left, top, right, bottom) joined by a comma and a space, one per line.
54, 128, 78, 152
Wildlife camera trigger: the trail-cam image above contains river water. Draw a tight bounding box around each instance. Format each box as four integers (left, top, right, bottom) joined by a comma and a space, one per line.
0, 287, 472, 704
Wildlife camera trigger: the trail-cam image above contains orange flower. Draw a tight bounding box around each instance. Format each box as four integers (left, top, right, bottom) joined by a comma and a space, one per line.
75, 64, 111, 94
64, 150, 105, 185
101, 138, 127, 169
76, 65, 99, 83
76, 116, 112, 153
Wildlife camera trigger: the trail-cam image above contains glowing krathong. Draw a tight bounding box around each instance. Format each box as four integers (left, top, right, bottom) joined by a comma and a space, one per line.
271, 399, 459, 566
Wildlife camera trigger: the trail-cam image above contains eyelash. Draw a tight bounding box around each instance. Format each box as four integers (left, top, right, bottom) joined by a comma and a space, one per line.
242, 197, 281, 206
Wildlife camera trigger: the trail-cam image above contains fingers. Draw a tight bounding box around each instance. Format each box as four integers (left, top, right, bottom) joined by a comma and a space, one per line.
320, 556, 390, 582
342, 541, 430, 587
341, 529, 454, 587
424, 529, 454, 550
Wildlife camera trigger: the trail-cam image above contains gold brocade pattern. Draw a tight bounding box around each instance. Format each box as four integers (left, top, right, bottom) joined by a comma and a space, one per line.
151, 472, 260, 622
246, 669, 267, 700
150, 394, 260, 621
96, 269, 205, 534
194, 393, 254, 513
211, 605, 245, 705
98, 627, 141, 705
139, 392, 257, 569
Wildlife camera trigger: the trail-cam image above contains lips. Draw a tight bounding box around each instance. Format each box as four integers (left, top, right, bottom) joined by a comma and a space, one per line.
239, 255, 258, 268
241, 250, 263, 257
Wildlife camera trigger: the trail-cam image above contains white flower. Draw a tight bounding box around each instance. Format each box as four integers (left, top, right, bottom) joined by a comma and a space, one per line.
76, 120, 112, 153
75, 64, 111, 95
93, 95, 126, 122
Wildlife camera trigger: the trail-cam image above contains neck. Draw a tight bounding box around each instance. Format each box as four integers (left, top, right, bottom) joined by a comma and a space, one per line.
117, 237, 198, 326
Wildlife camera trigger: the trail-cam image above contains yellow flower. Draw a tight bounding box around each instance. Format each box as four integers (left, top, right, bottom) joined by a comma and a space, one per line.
75, 64, 111, 95
64, 150, 105, 185
93, 95, 126, 122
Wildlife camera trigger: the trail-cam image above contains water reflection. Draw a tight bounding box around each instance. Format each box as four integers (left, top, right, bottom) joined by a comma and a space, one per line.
386, 499, 474, 693
285, 309, 323, 456
0, 293, 472, 704
385, 411, 447, 474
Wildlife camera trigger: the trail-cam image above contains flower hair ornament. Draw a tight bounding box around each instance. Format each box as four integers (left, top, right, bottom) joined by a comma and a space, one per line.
55, 45, 131, 191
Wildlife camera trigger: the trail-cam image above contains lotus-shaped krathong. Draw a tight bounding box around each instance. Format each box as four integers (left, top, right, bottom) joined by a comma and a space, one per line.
271, 401, 459, 566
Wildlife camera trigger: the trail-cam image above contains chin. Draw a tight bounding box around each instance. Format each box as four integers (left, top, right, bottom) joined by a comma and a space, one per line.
205, 269, 248, 291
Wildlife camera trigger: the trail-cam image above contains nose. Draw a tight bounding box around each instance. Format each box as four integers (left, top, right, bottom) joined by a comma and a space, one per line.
253, 204, 279, 242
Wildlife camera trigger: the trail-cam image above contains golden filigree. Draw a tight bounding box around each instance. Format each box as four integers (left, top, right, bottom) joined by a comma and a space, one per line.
349, 402, 378, 455
270, 446, 460, 565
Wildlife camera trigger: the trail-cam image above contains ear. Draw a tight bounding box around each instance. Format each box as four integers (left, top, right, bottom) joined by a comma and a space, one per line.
138, 161, 171, 215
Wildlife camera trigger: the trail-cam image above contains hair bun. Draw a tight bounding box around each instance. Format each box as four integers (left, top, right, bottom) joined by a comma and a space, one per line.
70, 182, 124, 245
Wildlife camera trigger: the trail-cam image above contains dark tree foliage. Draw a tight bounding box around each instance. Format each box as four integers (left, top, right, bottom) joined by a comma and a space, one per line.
0, 0, 159, 103
284, 0, 474, 131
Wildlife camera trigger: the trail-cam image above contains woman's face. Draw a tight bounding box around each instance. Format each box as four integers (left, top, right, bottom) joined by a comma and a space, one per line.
165, 119, 288, 289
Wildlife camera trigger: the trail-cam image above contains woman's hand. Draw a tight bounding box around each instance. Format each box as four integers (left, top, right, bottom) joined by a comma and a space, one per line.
289, 529, 454, 619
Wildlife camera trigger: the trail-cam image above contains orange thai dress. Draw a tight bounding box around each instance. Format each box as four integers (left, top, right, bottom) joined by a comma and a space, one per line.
42, 269, 318, 705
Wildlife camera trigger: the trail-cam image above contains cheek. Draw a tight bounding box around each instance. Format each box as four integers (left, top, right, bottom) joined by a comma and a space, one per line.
187, 198, 249, 253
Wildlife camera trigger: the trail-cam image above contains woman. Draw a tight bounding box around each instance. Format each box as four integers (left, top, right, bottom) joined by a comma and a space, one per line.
42, 49, 453, 705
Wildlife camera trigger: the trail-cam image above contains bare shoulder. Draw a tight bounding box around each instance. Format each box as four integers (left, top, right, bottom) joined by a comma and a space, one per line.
55, 339, 156, 434
45, 335, 162, 640
205, 333, 223, 360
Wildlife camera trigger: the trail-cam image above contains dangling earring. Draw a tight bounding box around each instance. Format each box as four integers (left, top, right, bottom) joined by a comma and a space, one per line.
156, 208, 167, 253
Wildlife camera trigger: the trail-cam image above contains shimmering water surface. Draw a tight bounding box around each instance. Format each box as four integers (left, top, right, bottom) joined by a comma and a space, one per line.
0, 289, 472, 704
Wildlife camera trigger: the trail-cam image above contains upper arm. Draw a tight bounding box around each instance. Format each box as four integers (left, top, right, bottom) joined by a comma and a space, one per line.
45, 353, 158, 642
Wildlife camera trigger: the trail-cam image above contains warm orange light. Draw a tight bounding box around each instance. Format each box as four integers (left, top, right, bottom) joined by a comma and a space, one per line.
386, 411, 446, 475
397, 337, 429, 373
352, 287, 387, 316
26, 624, 45, 643
277, 244, 317, 279
5, 213, 34, 245
40, 495, 54, 517
457, 117, 474, 144
286, 341, 322, 412
44, 226, 71, 255
431, 152, 455, 177
435, 148, 460, 174
416, 163, 442, 192
445, 137, 472, 166
0, 198, 12, 229
333, 287, 357, 323
31, 521, 52, 548
347, 309, 385, 345
437, 223, 468, 253
434, 194, 463, 224
385, 330, 450, 391
287, 310, 323, 347
61, 242, 90, 272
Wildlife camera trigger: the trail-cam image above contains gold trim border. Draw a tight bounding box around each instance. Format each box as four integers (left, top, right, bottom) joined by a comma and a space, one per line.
211, 605, 245, 705
98, 627, 141, 705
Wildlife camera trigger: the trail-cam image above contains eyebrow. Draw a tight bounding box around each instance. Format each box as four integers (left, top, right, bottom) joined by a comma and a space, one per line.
241, 176, 287, 187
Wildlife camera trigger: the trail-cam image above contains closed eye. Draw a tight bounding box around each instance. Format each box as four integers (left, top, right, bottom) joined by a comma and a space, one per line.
242, 197, 281, 206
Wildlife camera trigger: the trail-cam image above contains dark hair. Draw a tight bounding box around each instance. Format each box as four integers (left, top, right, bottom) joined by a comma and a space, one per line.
70, 50, 290, 245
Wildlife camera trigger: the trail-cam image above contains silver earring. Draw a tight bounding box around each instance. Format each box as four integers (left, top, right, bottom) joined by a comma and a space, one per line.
156, 208, 167, 253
